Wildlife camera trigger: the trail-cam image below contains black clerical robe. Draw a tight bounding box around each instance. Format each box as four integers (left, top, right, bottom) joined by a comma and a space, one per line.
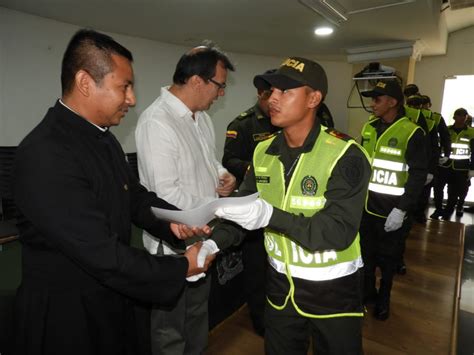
13, 101, 188, 355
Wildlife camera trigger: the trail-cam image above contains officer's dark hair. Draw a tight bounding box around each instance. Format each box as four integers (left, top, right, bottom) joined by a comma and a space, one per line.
403, 84, 419, 98
61, 29, 133, 95
172, 41, 235, 85
406, 95, 422, 108
420, 95, 431, 105
454, 108, 468, 117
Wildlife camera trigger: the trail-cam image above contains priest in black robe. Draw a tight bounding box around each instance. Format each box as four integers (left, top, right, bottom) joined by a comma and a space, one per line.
12, 29, 213, 355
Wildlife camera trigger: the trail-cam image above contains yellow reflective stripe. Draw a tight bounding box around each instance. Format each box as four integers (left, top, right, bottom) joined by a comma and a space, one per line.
372, 158, 407, 172
268, 256, 363, 281
255, 166, 268, 173
368, 182, 405, 196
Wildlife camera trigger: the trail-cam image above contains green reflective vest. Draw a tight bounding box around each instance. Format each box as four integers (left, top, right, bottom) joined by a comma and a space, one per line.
441, 126, 474, 171
253, 129, 365, 318
420, 108, 438, 132
361, 116, 421, 217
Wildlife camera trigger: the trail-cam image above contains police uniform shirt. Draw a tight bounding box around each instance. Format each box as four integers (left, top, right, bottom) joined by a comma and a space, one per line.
369, 113, 428, 213
449, 125, 474, 170
214, 121, 371, 253
212, 121, 371, 314
222, 104, 279, 183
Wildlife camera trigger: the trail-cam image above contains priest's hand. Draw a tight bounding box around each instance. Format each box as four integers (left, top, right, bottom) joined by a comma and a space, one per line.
184, 242, 216, 280
170, 223, 212, 240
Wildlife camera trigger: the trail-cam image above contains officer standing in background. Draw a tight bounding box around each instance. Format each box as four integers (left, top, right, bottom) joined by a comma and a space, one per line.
223, 69, 279, 185
417, 95, 452, 219
214, 57, 372, 354
360, 80, 427, 320
222, 68, 279, 336
432, 108, 474, 219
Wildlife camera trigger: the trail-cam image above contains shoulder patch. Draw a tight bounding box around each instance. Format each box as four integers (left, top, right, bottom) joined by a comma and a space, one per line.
226, 130, 238, 139
325, 128, 353, 142
237, 108, 254, 121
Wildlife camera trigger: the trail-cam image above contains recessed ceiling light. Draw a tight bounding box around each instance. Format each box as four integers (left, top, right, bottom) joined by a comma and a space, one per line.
314, 27, 334, 36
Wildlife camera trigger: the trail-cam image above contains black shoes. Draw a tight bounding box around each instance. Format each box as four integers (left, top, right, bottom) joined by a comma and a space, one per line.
396, 262, 407, 275
442, 209, 453, 221
456, 206, 464, 217
373, 302, 390, 321
429, 209, 443, 220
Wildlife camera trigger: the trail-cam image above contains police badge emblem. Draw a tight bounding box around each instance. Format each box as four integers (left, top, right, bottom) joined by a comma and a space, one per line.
301, 175, 318, 196
388, 137, 398, 147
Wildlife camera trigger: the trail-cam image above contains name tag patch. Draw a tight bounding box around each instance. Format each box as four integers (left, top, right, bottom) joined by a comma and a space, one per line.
256, 176, 270, 184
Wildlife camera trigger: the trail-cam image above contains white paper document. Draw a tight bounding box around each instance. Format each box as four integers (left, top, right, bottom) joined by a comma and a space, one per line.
151, 193, 259, 226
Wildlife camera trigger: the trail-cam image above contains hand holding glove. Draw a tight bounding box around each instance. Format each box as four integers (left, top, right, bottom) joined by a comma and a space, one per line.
215, 198, 273, 230
384, 208, 406, 232
439, 156, 449, 165
425, 173, 434, 185
185, 240, 219, 282
196, 239, 219, 268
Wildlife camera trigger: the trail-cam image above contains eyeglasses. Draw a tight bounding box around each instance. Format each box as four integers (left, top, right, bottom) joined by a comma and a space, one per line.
207, 78, 227, 90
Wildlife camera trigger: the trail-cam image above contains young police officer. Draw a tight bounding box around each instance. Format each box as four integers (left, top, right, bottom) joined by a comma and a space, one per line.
360, 81, 427, 320
213, 57, 371, 354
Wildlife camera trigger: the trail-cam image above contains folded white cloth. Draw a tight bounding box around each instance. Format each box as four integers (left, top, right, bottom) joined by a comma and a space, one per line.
384, 208, 406, 232
215, 198, 273, 230
186, 240, 219, 282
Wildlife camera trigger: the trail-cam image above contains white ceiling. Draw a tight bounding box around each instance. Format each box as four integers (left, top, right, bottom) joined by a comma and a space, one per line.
1, 0, 473, 60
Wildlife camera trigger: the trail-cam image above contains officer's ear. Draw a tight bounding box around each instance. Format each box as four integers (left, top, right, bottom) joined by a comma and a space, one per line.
389, 97, 398, 109
307, 88, 322, 109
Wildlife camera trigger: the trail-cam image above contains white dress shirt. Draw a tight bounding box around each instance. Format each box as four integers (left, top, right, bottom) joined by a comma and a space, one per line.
135, 86, 228, 255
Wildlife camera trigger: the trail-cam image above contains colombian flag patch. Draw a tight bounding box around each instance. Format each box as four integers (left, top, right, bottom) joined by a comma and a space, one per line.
226, 130, 238, 139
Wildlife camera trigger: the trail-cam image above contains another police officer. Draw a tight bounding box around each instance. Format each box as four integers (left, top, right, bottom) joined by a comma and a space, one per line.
432, 108, 474, 219
214, 57, 371, 354
222, 69, 279, 336
360, 80, 427, 320
223, 69, 279, 185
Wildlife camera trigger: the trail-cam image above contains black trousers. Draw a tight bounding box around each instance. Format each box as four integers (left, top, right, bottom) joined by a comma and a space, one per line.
264, 302, 362, 355
433, 167, 469, 211
413, 182, 432, 219
359, 212, 412, 303
242, 229, 267, 330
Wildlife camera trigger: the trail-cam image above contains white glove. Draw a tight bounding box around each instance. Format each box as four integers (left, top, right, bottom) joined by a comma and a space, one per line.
425, 173, 434, 185
384, 208, 406, 232
185, 240, 219, 282
439, 156, 449, 165
197, 239, 219, 268
469, 170, 474, 179
215, 198, 273, 230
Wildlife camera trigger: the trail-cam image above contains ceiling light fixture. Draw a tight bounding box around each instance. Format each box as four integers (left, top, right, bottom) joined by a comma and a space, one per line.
314, 27, 334, 36
299, 0, 348, 26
